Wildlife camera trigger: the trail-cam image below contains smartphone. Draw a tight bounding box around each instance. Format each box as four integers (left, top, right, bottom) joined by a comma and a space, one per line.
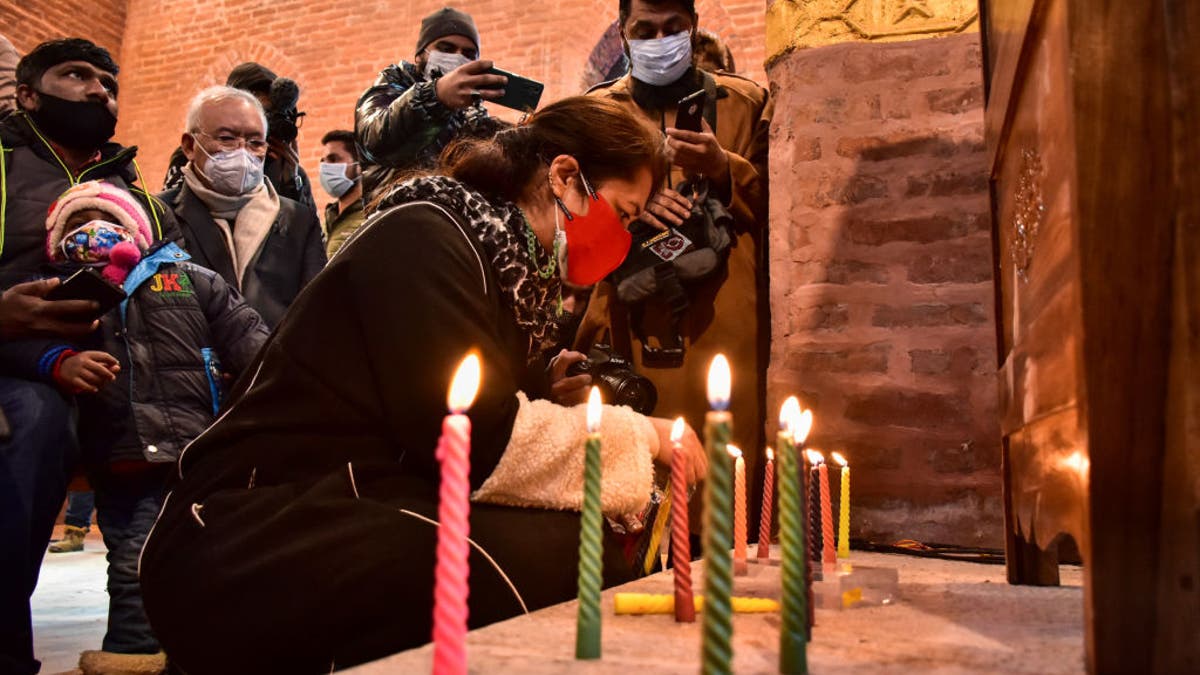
482, 67, 545, 113
44, 267, 126, 318
675, 90, 706, 132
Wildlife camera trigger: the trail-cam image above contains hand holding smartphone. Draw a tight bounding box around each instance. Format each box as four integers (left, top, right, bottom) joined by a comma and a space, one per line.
44, 268, 126, 319
482, 67, 544, 113
674, 90, 706, 133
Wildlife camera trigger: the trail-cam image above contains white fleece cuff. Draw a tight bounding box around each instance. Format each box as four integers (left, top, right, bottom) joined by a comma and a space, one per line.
472, 391, 656, 516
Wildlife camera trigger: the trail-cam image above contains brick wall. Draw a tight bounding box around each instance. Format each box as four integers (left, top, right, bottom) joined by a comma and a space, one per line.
1, 0, 126, 58
105, 0, 766, 194
767, 32, 1002, 547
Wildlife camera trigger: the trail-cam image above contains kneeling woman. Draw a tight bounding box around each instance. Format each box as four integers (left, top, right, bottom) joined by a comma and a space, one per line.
139, 96, 707, 673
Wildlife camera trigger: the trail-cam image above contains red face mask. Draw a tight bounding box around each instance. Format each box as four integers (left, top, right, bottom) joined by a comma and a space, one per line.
556, 175, 633, 286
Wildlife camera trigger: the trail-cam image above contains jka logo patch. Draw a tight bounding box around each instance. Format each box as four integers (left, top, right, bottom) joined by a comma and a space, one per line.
148, 271, 194, 297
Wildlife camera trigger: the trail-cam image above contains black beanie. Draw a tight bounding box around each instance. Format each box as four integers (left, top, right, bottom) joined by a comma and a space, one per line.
415, 7, 480, 56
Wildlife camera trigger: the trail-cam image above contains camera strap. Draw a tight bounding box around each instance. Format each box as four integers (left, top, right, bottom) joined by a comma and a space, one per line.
630, 261, 689, 368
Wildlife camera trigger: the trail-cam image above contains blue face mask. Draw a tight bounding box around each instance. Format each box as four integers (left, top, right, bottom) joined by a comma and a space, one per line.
319, 162, 358, 199
628, 31, 693, 86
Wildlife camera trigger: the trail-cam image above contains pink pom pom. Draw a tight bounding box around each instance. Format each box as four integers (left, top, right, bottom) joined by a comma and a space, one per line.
101, 241, 142, 286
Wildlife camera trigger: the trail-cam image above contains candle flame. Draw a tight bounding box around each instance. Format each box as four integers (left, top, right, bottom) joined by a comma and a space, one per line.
779, 396, 800, 432
831, 451, 847, 467
670, 416, 686, 444
447, 352, 481, 413
766, 446, 774, 461
586, 386, 603, 433
795, 409, 814, 444
727, 444, 743, 459
804, 449, 824, 465
707, 354, 731, 411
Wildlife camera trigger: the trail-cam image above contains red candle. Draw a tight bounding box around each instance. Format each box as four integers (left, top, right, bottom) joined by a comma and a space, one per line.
432, 353, 480, 675
757, 446, 774, 560
731, 445, 748, 576
817, 453, 836, 567
669, 417, 695, 622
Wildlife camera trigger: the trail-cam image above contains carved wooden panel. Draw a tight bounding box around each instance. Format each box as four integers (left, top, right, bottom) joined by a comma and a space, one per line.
767, 0, 979, 55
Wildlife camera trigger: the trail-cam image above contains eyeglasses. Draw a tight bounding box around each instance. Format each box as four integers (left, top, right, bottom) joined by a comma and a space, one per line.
193, 130, 269, 154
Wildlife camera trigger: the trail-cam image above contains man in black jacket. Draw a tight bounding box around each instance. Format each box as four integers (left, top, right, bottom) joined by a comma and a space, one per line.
160, 85, 326, 329
354, 6, 508, 202
0, 38, 180, 675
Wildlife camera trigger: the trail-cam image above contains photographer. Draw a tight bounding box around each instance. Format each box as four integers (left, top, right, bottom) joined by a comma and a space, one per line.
354, 6, 508, 203
140, 96, 707, 673
162, 63, 317, 214
578, 0, 772, 527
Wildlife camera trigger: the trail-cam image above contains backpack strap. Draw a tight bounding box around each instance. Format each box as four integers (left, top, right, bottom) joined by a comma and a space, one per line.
629, 261, 689, 368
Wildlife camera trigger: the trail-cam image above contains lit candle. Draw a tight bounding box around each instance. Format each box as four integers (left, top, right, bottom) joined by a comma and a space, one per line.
432, 353, 480, 675
778, 398, 812, 675
701, 354, 734, 675
832, 452, 850, 559
575, 387, 604, 660
669, 417, 695, 623
808, 451, 836, 567
757, 446, 774, 560
730, 445, 747, 576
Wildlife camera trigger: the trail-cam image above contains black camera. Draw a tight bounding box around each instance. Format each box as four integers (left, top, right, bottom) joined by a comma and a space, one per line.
566, 345, 658, 415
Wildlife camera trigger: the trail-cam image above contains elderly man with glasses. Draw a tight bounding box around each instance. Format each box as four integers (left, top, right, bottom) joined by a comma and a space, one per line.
159, 85, 326, 328
354, 6, 510, 203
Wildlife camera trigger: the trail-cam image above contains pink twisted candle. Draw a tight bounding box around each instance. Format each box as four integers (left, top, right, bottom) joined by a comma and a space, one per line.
432, 354, 480, 675
669, 418, 695, 622
818, 456, 836, 567
731, 446, 748, 576
757, 447, 774, 560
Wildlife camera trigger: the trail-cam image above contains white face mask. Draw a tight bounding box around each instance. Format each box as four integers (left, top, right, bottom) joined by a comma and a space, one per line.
553, 212, 569, 284
424, 50, 473, 79
195, 141, 264, 196
628, 31, 693, 86
319, 162, 358, 199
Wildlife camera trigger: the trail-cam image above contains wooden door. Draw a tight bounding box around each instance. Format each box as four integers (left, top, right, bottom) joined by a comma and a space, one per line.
983, 0, 1199, 672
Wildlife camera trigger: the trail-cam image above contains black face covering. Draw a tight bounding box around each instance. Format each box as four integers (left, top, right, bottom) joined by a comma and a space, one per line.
27, 91, 117, 150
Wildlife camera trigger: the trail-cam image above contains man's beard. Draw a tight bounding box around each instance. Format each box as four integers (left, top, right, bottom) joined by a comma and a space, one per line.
629, 66, 704, 112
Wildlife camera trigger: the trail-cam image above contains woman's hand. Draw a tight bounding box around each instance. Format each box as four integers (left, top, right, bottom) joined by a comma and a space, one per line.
548, 349, 591, 406
648, 416, 707, 485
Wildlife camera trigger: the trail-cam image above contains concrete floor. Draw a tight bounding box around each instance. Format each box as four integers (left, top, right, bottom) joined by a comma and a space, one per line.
30, 526, 108, 675
30, 530, 1086, 674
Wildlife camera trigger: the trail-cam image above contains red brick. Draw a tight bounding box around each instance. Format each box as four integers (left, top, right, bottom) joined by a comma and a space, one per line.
926, 85, 983, 115
835, 131, 964, 162
844, 211, 989, 245
907, 247, 993, 284
905, 169, 989, 197
840, 44, 952, 83
784, 343, 890, 374
871, 303, 989, 328
909, 346, 984, 375
803, 173, 890, 208
843, 388, 971, 428
788, 303, 851, 332
928, 439, 1000, 474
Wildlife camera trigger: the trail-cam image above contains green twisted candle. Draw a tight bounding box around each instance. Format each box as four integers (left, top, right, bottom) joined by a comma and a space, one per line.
576, 387, 604, 659
779, 398, 811, 674
702, 409, 734, 675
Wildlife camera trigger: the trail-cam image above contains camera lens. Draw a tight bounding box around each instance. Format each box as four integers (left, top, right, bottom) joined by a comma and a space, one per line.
602, 372, 658, 415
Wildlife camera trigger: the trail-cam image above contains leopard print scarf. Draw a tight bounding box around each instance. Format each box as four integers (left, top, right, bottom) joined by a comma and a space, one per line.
377, 176, 562, 363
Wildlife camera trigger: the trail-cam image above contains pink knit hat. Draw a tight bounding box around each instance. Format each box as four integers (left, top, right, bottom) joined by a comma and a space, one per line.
45, 180, 153, 260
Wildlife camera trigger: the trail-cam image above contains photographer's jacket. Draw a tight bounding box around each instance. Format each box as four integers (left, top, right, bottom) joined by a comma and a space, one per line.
0, 110, 181, 288
354, 62, 502, 203
0, 243, 269, 465
577, 69, 772, 505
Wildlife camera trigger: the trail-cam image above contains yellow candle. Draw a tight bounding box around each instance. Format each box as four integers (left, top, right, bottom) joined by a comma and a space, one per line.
832, 452, 850, 559
613, 593, 780, 615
